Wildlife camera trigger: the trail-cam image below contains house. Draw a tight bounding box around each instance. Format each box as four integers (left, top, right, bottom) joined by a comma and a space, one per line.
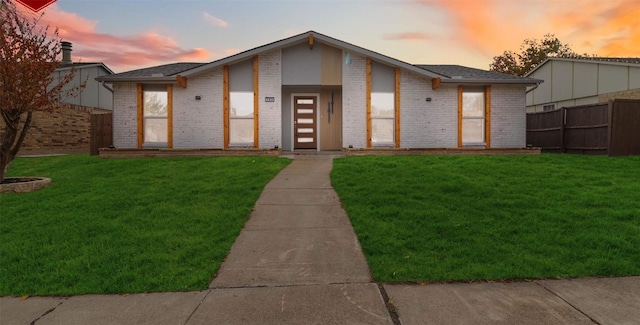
96, 31, 539, 152
525, 57, 640, 113
54, 41, 114, 110
6, 42, 115, 155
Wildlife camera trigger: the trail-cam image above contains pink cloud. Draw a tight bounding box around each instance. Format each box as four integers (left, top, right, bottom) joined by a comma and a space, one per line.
384, 32, 431, 41
202, 12, 228, 27
35, 4, 211, 73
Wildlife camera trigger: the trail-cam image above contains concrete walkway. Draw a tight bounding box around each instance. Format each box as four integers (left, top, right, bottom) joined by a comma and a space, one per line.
2, 155, 640, 324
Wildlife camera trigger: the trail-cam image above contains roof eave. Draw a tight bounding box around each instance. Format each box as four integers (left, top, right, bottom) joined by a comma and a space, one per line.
181, 33, 310, 77
441, 78, 542, 85
95, 76, 177, 83
56, 63, 115, 75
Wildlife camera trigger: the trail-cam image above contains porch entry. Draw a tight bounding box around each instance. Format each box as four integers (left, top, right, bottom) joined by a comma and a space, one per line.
294, 96, 317, 149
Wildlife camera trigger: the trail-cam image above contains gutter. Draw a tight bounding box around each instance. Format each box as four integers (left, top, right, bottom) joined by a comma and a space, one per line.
440, 78, 542, 85
95, 76, 178, 83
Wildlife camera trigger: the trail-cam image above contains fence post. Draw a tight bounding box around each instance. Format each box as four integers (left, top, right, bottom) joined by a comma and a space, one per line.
560, 107, 566, 153
606, 100, 614, 156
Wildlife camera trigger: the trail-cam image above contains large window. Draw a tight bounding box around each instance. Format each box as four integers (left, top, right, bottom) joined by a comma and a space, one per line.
371, 92, 395, 145
462, 90, 485, 144
229, 91, 254, 145
143, 86, 168, 146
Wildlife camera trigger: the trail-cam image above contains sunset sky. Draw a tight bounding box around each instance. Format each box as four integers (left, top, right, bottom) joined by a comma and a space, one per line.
16, 0, 640, 73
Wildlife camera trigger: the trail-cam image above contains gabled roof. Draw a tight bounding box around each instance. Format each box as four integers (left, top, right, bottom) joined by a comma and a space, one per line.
178, 30, 445, 80
97, 31, 539, 85
56, 62, 115, 75
526, 57, 640, 77
417, 65, 539, 84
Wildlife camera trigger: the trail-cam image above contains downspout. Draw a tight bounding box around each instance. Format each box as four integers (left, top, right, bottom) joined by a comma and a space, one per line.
101, 81, 113, 94
525, 82, 541, 112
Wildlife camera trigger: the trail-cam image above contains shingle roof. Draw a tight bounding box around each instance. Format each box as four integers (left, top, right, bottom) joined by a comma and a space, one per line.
105, 62, 206, 79
97, 32, 539, 85
416, 65, 533, 81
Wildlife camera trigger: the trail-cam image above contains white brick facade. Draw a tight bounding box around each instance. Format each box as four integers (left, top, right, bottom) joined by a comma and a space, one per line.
342, 54, 367, 148
258, 50, 282, 149
173, 68, 223, 148
400, 71, 458, 148
490, 85, 527, 148
112, 83, 138, 148
110, 50, 528, 150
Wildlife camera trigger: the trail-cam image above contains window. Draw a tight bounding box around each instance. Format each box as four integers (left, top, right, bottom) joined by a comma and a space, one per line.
462, 90, 485, 144
371, 92, 395, 145
229, 91, 254, 145
143, 87, 168, 145
543, 104, 556, 112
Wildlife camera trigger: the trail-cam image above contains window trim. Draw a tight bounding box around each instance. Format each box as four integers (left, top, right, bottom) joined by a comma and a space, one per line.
223, 56, 259, 149
458, 85, 491, 148
228, 91, 255, 146
137, 84, 172, 149
370, 92, 396, 146
366, 58, 400, 148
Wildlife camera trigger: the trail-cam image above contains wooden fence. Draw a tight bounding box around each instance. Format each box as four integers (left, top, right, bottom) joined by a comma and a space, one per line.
90, 113, 112, 156
526, 99, 640, 156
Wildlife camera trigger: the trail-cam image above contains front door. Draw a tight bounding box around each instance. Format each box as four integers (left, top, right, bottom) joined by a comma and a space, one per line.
294, 96, 317, 149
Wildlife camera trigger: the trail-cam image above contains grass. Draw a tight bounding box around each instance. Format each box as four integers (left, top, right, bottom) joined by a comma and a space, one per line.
331, 154, 640, 283
0, 155, 290, 296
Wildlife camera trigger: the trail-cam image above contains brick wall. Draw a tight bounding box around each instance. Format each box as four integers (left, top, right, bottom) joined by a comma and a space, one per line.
1, 103, 105, 155
599, 88, 640, 103
490, 84, 527, 148
258, 50, 282, 149
173, 68, 223, 148
112, 83, 138, 148
342, 53, 367, 149
400, 71, 458, 148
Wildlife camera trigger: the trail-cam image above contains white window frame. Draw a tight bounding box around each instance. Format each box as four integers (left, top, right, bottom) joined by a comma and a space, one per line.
229, 91, 254, 146
143, 87, 168, 147
462, 90, 485, 145
371, 92, 395, 146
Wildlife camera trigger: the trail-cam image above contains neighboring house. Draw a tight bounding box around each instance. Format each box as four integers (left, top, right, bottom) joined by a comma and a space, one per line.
96, 31, 539, 152
525, 57, 640, 113
53, 42, 115, 110
7, 42, 115, 155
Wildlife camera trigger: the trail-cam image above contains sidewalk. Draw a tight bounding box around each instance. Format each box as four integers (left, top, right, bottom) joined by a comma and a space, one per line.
2, 155, 639, 324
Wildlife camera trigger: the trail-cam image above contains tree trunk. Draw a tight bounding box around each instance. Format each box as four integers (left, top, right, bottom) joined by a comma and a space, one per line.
0, 111, 31, 183
0, 123, 17, 184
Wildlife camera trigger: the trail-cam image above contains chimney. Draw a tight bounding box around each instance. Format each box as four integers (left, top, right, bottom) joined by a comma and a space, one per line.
61, 41, 72, 65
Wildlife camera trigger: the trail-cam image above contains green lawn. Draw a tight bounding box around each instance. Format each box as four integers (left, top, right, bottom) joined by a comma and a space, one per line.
331, 154, 640, 283
0, 155, 290, 296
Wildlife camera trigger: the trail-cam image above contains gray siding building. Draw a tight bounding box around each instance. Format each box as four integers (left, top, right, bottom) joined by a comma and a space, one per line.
526, 58, 640, 112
